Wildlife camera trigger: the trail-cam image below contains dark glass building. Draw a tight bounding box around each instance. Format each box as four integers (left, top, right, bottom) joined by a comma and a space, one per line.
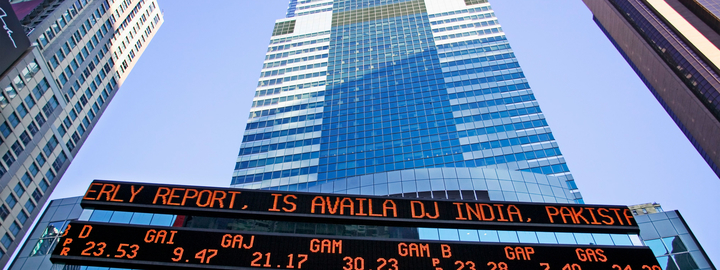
629, 203, 716, 270
583, 0, 720, 178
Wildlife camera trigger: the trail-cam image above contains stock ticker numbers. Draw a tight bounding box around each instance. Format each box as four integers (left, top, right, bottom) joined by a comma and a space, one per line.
51, 222, 661, 270
80, 180, 638, 233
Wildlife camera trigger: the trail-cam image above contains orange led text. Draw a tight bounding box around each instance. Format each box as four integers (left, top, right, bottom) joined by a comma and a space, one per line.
454, 203, 524, 222
310, 238, 342, 253
545, 206, 634, 226
144, 229, 177, 244
398, 243, 430, 257
310, 196, 397, 217
221, 234, 255, 249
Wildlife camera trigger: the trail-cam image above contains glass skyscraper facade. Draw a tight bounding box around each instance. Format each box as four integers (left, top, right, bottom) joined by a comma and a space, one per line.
232, 0, 583, 204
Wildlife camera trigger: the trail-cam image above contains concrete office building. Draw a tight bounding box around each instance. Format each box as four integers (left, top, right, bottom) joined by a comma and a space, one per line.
233, 0, 585, 206
583, 0, 720, 178
0, 0, 163, 265
630, 203, 716, 270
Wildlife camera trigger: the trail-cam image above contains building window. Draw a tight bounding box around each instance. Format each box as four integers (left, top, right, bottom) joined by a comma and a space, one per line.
16, 103, 28, 118
5, 194, 17, 208
70, 81, 80, 97
51, 21, 61, 34
48, 56, 59, 69
32, 189, 42, 202
55, 49, 65, 62
38, 179, 48, 191
7, 113, 20, 127
0, 92, 9, 108
1, 233, 12, 248
24, 199, 35, 213
0, 122, 12, 137
0, 204, 9, 220
28, 163, 39, 176
46, 170, 56, 182
11, 141, 23, 156
22, 60, 40, 81
52, 152, 68, 172
72, 132, 80, 144
35, 113, 46, 127
21, 173, 32, 186
8, 222, 20, 236
2, 83, 14, 97
58, 125, 67, 137
36, 153, 46, 167
42, 96, 60, 116
644, 237, 698, 270
12, 75, 25, 90
28, 122, 39, 136
38, 34, 48, 47
64, 66, 74, 77
43, 136, 59, 156
17, 210, 28, 224
44, 28, 54, 40
30, 221, 67, 256
25, 95, 35, 108
74, 102, 83, 114
3, 151, 16, 167
14, 183, 25, 197
5, 83, 17, 99
63, 117, 72, 128
19, 131, 31, 146
68, 36, 77, 49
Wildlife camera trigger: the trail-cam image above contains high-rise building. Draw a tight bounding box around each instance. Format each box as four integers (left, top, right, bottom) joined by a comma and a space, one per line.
583, 0, 720, 178
0, 0, 163, 264
7, 196, 83, 270
629, 203, 716, 270
232, 0, 584, 205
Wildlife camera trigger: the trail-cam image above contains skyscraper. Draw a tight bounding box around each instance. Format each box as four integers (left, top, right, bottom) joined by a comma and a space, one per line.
232, 0, 583, 205
629, 203, 716, 270
583, 0, 720, 178
0, 0, 163, 264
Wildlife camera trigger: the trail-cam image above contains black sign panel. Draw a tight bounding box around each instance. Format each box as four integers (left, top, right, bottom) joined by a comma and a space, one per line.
0, 0, 31, 75
51, 222, 660, 270
81, 180, 638, 233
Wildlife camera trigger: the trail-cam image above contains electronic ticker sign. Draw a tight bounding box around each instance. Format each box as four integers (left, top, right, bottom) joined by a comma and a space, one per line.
51, 221, 661, 270
81, 180, 638, 233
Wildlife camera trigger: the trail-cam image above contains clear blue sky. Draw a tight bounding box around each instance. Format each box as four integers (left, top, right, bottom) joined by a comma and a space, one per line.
49, 0, 719, 263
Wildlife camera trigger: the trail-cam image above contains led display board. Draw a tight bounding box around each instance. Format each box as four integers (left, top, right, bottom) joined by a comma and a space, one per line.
51, 222, 661, 270
0, 0, 31, 75
81, 180, 639, 233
